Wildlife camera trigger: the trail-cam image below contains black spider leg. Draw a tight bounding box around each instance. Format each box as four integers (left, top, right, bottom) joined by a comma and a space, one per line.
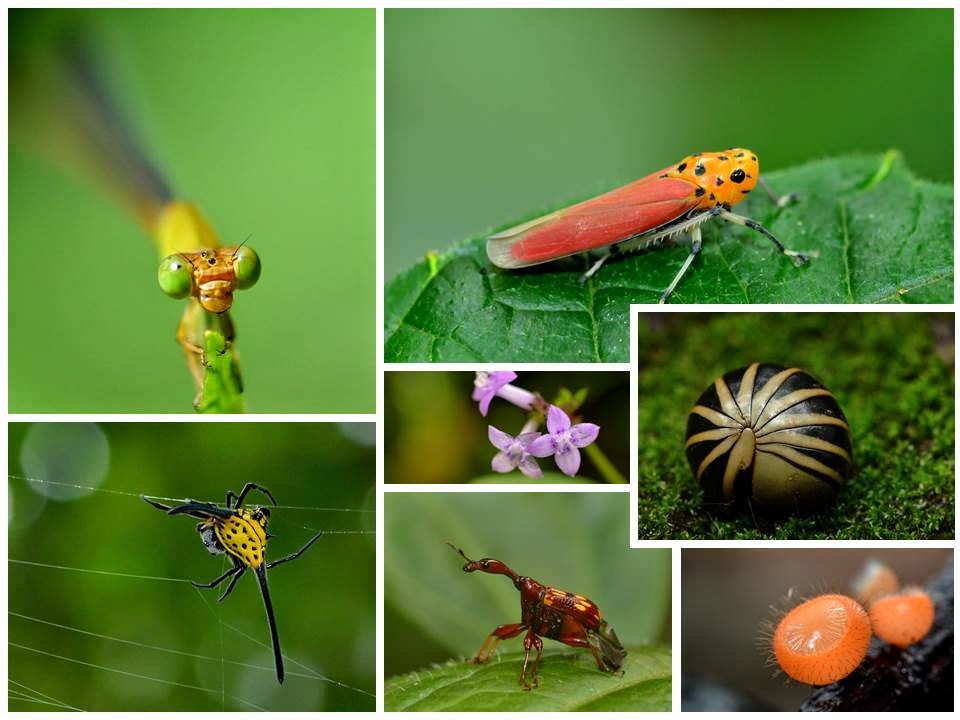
141, 496, 174, 512
142, 495, 226, 520
254, 563, 285, 684
192, 555, 247, 602
227, 483, 278, 509
265, 531, 323, 569
165, 501, 233, 520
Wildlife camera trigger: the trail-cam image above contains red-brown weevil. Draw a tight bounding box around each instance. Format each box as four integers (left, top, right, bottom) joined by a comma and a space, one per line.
448, 543, 626, 690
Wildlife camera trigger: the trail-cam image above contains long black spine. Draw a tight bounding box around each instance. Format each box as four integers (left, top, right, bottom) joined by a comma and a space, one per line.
255, 564, 285, 684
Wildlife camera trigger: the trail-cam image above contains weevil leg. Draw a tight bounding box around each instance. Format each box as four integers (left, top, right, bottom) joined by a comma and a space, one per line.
588, 644, 607, 671
528, 634, 543, 689
519, 629, 541, 690
556, 631, 606, 670
659, 226, 703, 304
759, 177, 798, 208
718, 208, 814, 265
472, 623, 524, 664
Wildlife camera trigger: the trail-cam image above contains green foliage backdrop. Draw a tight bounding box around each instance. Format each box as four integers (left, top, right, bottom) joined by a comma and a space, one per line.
10, 9, 374, 412
386, 8, 952, 278
8, 422, 375, 711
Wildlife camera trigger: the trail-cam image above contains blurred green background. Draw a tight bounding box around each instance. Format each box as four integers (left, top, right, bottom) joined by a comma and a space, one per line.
9, 422, 375, 711
682, 548, 953, 711
384, 493, 670, 678
385, 8, 952, 278
10, 9, 374, 412
385, 371, 629, 483
635, 312, 955, 539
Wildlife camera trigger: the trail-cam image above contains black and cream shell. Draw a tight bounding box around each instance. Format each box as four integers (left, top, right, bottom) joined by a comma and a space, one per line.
684, 363, 853, 514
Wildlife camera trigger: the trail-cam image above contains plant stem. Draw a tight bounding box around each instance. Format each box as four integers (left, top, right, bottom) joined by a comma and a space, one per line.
584, 444, 626, 484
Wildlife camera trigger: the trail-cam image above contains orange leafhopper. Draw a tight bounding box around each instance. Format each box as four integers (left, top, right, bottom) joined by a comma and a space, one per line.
486, 148, 812, 303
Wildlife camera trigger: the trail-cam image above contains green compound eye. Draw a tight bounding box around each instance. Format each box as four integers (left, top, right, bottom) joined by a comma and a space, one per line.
157, 254, 193, 299
233, 245, 261, 290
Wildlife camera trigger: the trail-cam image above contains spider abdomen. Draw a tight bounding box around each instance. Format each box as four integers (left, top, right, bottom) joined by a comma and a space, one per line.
212, 510, 269, 568
198, 522, 226, 555
684, 362, 853, 514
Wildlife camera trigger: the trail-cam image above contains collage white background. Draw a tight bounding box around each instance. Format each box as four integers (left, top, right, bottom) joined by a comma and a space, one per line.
4, 2, 959, 719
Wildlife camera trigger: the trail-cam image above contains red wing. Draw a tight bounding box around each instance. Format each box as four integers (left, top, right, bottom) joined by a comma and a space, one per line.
542, 587, 603, 630
487, 173, 697, 268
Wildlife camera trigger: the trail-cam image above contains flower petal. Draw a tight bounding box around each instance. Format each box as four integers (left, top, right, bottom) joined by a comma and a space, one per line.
473, 371, 518, 415
518, 455, 543, 478
554, 446, 581, 476
546, 405, 571, 435
475, 390, 495, 417
488, 370, 518, 387
569, 422, 600, 447
491, 452, 516, 473
487, 426, 514, 451
516, 431, 542, 448
526, 435, 557, 458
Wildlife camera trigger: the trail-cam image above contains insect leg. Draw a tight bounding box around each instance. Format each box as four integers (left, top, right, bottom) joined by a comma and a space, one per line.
519, 629, 542, 690
718, 208, 813, 266
472, 623, 525, 663
758, 177, 798, 208
580, 250, 614, 283
266, 532, 323, 569
175, 306, 205, 393
658, 225, 703, 304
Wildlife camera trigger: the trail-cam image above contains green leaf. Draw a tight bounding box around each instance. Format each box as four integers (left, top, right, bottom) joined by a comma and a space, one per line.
385, 152, 953, 362
195, 330, 246, 413
385, 646, 671, 712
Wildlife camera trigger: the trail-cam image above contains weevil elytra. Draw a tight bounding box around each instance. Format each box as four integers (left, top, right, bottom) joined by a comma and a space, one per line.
448, 543, 626, 690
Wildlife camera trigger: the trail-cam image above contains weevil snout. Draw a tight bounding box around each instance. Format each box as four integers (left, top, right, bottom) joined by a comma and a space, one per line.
446, 541, 496, 572
446, 541, 476, 570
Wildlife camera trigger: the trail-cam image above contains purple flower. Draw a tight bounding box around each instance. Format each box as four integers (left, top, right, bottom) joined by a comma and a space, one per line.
488, 426, 543, 478
526, 405, 600, 477
473, 371, 517, 416
472, 371, 536, 416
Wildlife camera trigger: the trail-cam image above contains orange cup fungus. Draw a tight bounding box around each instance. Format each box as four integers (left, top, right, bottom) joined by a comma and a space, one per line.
851, 560, 935, 649
851, 559, 901, 607
868, 588, 935, 649
772, 594, 872, 685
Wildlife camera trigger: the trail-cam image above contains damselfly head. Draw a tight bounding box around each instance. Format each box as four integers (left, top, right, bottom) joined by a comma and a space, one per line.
158, 245, 260, 313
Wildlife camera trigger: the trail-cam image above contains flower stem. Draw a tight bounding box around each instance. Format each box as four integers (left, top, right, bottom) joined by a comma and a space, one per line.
518, 417, 541, 435
583, 444, 626, 484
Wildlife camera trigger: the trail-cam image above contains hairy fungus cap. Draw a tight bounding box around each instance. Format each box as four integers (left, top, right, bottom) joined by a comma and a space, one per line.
772, 594, 871, 685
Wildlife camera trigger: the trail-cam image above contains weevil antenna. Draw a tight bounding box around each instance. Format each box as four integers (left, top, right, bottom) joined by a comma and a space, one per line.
445, 541, 473, 563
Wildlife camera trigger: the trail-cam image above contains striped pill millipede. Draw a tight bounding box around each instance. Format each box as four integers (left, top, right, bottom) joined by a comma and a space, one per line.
684, 363, 852, 514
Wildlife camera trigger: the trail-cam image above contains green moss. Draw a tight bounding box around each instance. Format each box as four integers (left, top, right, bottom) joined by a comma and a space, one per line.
637, 312, 954, 539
